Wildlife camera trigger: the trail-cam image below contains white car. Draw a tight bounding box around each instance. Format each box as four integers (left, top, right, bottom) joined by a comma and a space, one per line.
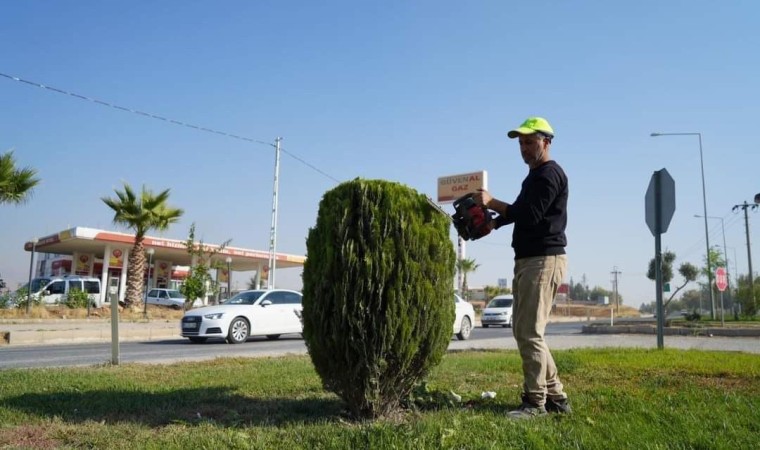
180, 289, 303, 344
454, 294, 475, 340
145, 288, 187, 310
481, 294, 514, 328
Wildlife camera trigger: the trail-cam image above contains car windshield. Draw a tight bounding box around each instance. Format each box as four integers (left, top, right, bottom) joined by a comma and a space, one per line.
488, 298, 513, 308
21, 278, 51, 294
167, 290, 184, 298
223, 291, 264, 305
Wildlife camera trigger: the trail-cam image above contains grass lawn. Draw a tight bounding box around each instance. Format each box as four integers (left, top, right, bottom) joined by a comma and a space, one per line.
0, 348, 758, 449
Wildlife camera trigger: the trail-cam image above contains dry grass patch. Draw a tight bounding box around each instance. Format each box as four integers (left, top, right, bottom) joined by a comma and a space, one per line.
0, 305, 185, 322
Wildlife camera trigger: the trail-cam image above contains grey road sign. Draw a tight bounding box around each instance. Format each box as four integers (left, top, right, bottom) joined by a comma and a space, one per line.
645, 168, 676, 236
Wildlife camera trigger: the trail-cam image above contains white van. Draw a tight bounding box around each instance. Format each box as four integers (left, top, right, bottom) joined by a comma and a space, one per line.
22, 275, 103, 307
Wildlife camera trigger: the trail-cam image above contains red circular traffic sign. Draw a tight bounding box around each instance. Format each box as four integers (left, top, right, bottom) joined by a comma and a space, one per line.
715, 267, 728, 292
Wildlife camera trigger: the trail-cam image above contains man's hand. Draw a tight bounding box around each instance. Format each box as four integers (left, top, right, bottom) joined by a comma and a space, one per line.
473, 189, 493, 209
474, 189, 509, 216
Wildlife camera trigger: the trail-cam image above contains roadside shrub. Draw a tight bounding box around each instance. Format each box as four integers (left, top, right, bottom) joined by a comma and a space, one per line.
302, 178, 456, 420
0, 292, 15, 309
685, 310, 702, 322
62, 289, 90, 309
12, 288, 42, 309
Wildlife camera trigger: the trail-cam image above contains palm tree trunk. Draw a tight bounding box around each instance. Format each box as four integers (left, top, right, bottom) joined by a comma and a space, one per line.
125, 239, 146, 307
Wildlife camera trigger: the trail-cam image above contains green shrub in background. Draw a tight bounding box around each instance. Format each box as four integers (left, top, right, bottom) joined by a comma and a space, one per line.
302, 178, 456, 420
0, 291, 14, 309
62, 289, 90, 309
11, 287, 42, 309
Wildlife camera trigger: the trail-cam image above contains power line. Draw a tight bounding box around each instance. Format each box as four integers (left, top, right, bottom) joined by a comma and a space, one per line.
279, 146, 341, 183
677, 211, 740, 262
0, 71, 341, 183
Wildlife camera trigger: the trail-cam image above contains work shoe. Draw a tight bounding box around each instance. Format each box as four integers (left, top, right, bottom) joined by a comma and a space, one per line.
507, 395, 547, 419
545, 396, 572, 414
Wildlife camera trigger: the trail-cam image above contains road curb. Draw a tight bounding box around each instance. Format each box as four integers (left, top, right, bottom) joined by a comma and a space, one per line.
3, 319, 758, 347
582, 324, 760, 337
0, 322, 180, 346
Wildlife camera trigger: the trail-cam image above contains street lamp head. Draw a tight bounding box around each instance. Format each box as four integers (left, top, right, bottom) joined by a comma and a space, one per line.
649, 132, 700, 137
31, 237, 38, 244
225, 256, 232, 264
146, 248, 155, 256
754, 193, 760, 204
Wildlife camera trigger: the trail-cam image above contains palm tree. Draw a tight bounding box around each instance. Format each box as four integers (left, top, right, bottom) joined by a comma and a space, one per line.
102, 183, 184, 307
456, 258, 480, 300
0, 151, 40, 205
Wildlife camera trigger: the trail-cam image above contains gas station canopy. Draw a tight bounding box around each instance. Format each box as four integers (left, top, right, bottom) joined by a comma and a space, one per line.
23, 226, 306, 272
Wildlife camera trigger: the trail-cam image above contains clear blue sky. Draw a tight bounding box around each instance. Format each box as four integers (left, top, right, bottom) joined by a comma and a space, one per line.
2, 1, 759, 309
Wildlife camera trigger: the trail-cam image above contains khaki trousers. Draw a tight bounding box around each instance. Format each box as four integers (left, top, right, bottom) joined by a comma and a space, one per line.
512, 254, 567, 406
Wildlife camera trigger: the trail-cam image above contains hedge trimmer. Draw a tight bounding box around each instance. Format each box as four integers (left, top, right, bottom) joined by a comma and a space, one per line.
426, 193, 494, 241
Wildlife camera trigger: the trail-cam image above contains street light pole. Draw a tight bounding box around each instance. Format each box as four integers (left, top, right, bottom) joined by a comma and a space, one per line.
26, 238, 38, 315
651, 132, 715, 319
226, 257, 232, 300
144, 248, 154, 318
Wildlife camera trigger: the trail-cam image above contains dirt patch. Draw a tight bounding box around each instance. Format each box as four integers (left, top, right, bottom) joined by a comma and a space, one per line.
553, 303, 641, 318
0, 305, 185, 322
0, 425, 60, 449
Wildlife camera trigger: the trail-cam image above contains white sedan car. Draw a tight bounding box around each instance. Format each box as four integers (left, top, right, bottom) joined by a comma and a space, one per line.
145, 288, 187, 309
454, 294, 475, 340
180, 289, 303, 344
481, 294, 514, 328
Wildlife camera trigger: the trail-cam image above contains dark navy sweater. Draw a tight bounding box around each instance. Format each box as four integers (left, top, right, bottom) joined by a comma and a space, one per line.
494, 160, 568, 260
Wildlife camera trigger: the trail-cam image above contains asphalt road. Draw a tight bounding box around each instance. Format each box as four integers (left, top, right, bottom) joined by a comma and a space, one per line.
0, 322, 757, 370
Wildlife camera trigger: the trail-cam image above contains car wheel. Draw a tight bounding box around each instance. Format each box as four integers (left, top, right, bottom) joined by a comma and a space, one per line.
482, 324, 489, 328
188, 337, 207, 344
227, 317, 250, 344
456, 317, 472, 341
266, 334, 281, 340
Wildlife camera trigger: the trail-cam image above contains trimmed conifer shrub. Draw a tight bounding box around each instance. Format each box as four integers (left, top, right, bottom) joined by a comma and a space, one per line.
302, 178, 455, 419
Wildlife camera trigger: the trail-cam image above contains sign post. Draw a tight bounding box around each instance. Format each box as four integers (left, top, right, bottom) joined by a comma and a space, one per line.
645, 168, 676, 349
437, 171, 488, 295
715, 267, 728, 326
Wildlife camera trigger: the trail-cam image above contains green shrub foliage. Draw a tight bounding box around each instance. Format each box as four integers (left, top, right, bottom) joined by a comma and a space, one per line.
62, 289, 90, 309
302, 178, 455, 419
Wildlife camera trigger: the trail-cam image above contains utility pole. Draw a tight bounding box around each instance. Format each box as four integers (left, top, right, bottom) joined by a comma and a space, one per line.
581, 273, 589, 301
611, 266, 622, 314
457, 237, 465, 295
732, 200, 758, 314
267, 137, 282, 290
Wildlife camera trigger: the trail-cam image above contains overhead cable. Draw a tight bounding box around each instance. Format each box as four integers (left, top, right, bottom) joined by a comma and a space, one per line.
0, 71, 341, 183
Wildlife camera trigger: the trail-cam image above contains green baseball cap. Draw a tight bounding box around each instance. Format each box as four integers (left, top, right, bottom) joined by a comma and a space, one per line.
507, 117, 554, 139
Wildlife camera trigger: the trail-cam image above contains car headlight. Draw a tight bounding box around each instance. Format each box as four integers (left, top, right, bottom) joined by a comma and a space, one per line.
497, 312, 508, 316
204, 312, 225, 320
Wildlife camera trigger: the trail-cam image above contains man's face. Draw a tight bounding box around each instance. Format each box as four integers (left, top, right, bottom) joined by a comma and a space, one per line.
518, 134, 549, 167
